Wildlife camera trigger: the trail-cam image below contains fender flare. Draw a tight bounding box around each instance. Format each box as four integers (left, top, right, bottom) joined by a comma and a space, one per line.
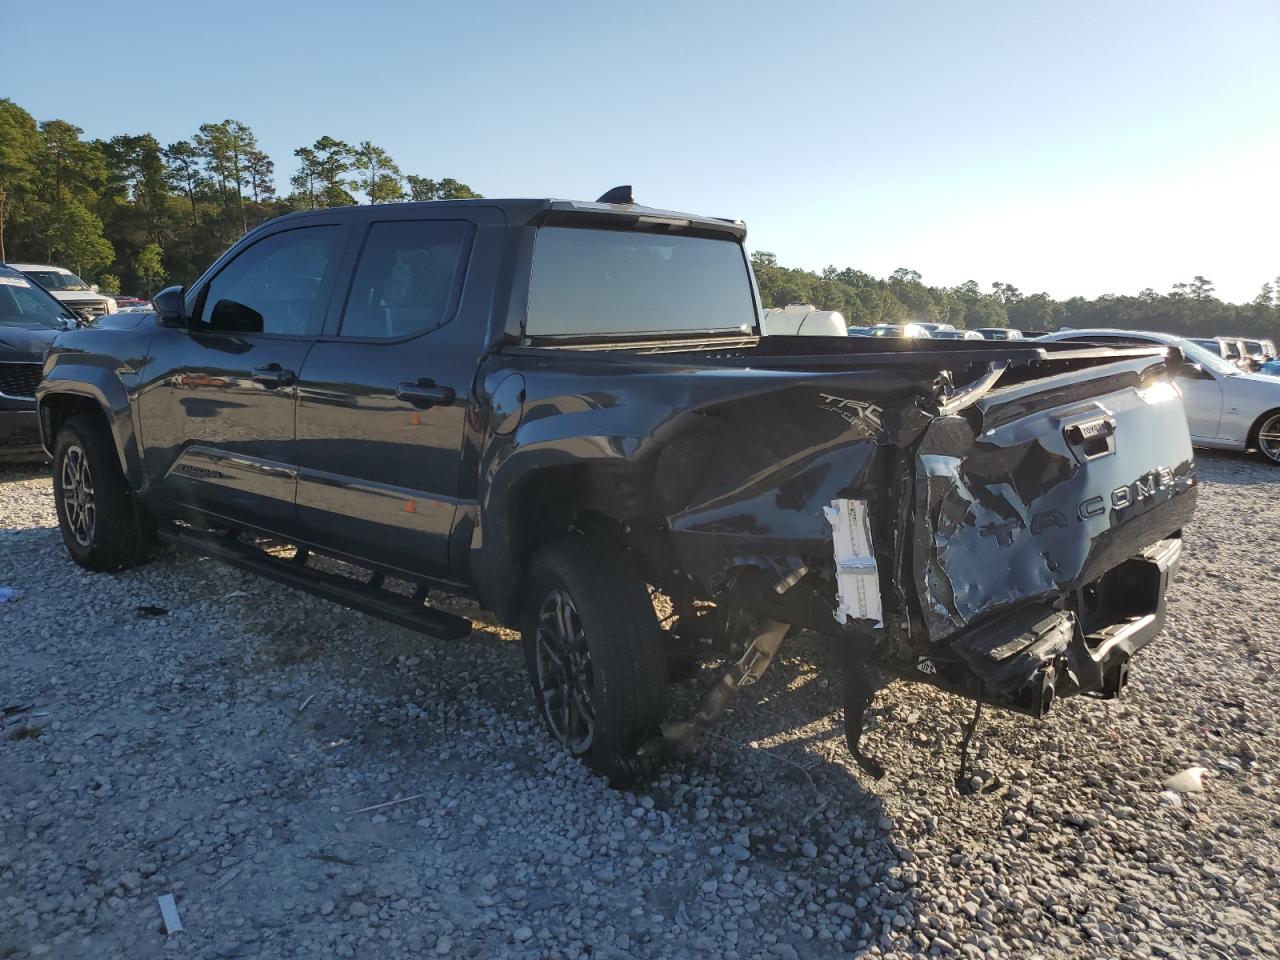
472, 433, 652, 624
36, 364, 146, 492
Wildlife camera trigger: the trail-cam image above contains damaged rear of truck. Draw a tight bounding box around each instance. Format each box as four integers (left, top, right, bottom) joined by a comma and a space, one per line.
476, 201, 1196, 782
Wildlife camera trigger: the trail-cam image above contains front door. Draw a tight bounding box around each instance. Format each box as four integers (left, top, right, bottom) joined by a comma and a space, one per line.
293, 209, 493, 576
138, 221, 349, 534
1174, 366, 1224, 440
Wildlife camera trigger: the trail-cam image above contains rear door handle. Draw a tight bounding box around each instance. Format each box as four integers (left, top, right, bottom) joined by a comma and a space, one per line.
396, 380, 455, 408
252, 364, 296, 388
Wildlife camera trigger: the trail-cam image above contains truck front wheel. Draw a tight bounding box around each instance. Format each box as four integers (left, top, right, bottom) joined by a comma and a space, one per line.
53, 414, 154, 571
521, 536, 670, 785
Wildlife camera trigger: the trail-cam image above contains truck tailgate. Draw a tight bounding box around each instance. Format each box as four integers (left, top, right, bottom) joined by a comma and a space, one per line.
909, 361, 1197, 644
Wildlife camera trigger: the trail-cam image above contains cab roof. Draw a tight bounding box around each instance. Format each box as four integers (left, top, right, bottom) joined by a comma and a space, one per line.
264, 197, 748, 240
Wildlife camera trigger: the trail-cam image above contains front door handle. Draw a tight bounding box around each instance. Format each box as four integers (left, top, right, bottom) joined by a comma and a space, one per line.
252, 364, 296, 388
396, 380, 455, 408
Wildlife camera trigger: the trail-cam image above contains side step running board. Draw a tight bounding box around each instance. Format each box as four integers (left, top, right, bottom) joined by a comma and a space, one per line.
158, 525, 472, 640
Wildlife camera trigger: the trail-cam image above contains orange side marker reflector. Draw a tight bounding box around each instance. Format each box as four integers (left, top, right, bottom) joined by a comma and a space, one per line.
405, 500, 417, 514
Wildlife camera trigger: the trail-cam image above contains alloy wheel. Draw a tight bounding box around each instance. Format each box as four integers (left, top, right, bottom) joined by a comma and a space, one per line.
61, 444, 96, 547
1259, 414, 1280, 463
534, 588, 596, 753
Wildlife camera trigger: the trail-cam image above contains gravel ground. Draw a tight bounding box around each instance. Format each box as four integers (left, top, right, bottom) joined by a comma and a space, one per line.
1, 452, 1278, 960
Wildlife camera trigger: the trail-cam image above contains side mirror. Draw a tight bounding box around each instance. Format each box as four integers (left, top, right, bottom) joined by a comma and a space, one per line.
152, 285, 190, 328
90, 284, 100, 293
1178, 360, 1209, 379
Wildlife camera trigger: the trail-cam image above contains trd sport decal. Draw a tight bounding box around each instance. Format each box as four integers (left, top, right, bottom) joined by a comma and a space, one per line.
818, 393, 884, 430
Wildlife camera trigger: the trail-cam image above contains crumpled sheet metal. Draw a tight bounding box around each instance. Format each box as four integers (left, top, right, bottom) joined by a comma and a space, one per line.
916, 451, 1067, 638
910, 385, 1197, 645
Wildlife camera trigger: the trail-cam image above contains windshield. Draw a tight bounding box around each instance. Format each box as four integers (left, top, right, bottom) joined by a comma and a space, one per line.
526, 227, 756, 338
0, 275, 74, 329
1180, 339, 1241, 376
22, 269, 92, 292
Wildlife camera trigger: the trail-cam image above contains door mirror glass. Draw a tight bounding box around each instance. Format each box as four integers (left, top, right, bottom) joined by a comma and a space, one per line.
152, 285, 189, 328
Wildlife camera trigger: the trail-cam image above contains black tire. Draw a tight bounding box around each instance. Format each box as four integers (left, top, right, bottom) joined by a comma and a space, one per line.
521, 536, 670, 785
52, 414, 154, 571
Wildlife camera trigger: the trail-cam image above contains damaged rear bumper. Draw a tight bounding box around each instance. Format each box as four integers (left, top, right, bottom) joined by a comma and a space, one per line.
899, 535, 1182, 716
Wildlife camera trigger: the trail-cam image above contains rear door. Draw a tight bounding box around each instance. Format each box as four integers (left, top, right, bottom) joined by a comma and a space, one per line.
138, 220, 350, 534
293, 205, 502, 577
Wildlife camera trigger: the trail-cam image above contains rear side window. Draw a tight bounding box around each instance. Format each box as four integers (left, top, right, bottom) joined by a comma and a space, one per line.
339, 220, 470, 338
526, 227, 757, 338
199, 226, 341, 336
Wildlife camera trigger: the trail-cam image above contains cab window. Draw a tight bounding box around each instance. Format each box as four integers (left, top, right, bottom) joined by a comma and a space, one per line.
198, 226, 341, 335
338, 220, 471, 339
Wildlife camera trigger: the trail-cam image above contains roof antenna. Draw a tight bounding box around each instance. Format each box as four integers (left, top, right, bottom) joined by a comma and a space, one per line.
596, 185, 635, 205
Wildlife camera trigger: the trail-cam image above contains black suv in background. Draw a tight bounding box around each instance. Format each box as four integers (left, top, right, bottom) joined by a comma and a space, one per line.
35, 194, 1196, 783
0, 264, 81, 460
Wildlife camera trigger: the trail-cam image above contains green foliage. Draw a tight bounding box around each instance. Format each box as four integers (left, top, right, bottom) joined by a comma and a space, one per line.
0, 99, 42, 261
406, 176, 482, 200
134, 243, 166, 295
49, 199, 114, 274
349, 141, 404, 204
96, 273, 121, 295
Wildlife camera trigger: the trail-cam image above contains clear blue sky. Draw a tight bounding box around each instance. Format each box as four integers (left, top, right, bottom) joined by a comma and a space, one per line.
5, 0, 1277, 302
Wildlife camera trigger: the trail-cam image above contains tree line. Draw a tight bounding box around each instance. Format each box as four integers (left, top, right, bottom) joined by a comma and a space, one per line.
752, 256, 1280, 342
0, 98, 480, 295
1, 96, 1277, 342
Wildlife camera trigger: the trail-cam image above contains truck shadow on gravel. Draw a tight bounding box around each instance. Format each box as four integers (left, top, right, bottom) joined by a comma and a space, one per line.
208, 583, 925, 954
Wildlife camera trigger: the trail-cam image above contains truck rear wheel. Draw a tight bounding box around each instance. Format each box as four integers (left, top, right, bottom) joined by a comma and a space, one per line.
53, 414, 154, 571
521, 536, 670, 785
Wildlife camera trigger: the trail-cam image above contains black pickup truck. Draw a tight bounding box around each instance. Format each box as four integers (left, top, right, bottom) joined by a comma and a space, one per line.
36, 191, 1197, 783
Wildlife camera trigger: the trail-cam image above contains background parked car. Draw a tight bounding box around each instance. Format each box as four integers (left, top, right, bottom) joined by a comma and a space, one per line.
1190, 337, 1233, 361
1215, 337, 1252, 370
1039, 328, 1280, 464
868, 322, 932, 338
974, 327, 1024, 340
0, 265, 81, 460
4, 263, 118, 320
1241, 339, 1271, 368
928, 328, 984, 339
846, 325, 870, 336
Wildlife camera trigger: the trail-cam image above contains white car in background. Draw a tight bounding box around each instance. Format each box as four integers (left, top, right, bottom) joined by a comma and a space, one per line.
4, 263, 118, 320
1038, 328, 1280, 465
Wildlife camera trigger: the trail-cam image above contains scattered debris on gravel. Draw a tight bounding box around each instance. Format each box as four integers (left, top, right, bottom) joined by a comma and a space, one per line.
1, 452, 1277, 959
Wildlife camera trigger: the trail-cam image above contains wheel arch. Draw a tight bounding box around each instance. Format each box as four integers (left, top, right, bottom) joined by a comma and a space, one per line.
38, 372, 145, 491
474, 457, 660, 624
